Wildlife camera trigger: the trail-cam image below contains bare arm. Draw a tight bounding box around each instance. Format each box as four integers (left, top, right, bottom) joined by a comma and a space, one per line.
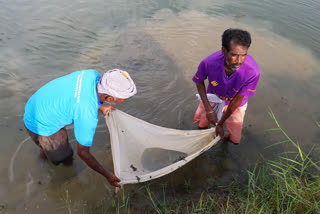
195, 81, 217, 124
77, 143, 120, 187
216, 94, 244, 138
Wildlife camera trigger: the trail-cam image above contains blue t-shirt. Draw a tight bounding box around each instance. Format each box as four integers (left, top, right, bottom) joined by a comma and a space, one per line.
24, 69, 103, 147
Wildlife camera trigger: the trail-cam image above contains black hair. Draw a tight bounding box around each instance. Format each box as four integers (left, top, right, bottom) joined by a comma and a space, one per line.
104, 94, 111, 99
222, 29, 251, 52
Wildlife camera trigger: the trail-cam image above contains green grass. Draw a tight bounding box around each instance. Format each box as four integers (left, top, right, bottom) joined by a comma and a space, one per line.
61, 190, 72, 214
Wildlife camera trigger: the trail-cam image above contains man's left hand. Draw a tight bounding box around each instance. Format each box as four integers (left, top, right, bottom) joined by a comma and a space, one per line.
99, 105, 115, 115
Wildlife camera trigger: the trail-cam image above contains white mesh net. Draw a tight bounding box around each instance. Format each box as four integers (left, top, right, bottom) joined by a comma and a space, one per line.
105, 110, 220, 184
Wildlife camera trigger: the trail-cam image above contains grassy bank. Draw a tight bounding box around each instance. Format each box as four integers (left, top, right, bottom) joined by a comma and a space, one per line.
69, 111, 320, 213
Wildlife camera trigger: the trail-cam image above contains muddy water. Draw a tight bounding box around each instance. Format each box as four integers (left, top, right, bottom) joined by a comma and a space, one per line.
1, 0, 320, 213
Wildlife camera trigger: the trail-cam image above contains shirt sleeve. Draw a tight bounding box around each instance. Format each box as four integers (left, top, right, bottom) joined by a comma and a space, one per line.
192, 60, 208, 83
238, 72, 260, 97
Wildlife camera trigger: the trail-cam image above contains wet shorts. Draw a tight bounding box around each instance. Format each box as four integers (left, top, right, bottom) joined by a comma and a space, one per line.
25, 126, 74, 165
193, 102, 247, 144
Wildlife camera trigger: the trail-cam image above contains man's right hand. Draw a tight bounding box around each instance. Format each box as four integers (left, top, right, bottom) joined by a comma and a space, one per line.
106, 173, 121, 187
206, 111, 218, 124
77, 143, 121, 187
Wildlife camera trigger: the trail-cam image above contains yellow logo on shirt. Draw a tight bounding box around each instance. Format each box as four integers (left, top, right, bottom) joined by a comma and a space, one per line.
211, 81, 218, 87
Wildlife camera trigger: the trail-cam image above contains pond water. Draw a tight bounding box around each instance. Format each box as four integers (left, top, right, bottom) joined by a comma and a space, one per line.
0, 0, 320, 213
141, 148, 188, 171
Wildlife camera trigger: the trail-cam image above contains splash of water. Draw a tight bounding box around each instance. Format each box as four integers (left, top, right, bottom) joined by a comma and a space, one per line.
9, 137, 30, 182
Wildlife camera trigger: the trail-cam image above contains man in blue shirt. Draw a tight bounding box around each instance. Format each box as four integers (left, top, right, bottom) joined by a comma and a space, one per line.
24, 69, 137, 187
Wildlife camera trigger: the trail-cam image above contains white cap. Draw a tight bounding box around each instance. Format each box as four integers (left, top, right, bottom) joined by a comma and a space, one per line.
97, 69, 137, 99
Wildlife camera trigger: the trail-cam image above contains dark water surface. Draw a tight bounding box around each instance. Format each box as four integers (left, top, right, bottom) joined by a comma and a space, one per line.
141, 148, 188, 171
1, 0, 320, 213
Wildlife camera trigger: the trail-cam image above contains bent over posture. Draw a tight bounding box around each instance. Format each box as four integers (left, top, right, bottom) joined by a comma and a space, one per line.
24, 69, 137, 187
193, 29, 260, 144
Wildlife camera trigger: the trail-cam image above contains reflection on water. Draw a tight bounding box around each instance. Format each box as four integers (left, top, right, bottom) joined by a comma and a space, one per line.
1, 0, 320, 213
141, 147, 187, 171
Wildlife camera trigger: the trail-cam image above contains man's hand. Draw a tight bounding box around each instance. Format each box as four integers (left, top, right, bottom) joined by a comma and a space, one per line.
99, 105, 115, 115
215, 123, 224, 139
106, 173, 121, 187
206, 111, 218, 124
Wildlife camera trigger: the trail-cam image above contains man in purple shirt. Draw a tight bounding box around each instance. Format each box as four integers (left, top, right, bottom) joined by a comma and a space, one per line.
192, 29, 260, 144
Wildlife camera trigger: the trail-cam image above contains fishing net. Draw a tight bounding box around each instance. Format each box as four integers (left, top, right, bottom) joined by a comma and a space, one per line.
105, 110, 220, 184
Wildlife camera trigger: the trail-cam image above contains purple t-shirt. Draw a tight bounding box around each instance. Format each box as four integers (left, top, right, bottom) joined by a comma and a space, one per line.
192, 50, 260, 106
